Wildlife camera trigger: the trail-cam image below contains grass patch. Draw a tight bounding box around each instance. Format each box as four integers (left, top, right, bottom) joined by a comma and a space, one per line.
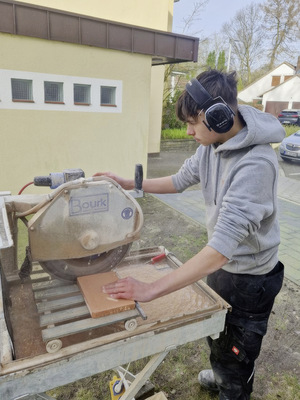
285, 125, 299, 137
261, 374, 300, 400
168, 234, 207, 261
17, 218, 29, 267
161, 128, 187, 140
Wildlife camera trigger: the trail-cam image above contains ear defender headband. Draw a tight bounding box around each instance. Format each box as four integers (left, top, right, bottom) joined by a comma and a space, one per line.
185, 79, 235, 134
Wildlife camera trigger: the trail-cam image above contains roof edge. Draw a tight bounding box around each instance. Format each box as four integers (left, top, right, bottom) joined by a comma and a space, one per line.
0, 0, 199, 65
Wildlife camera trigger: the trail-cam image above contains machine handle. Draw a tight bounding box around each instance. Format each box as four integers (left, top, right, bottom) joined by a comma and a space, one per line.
33, 176, 52, 186
33, 169, 85, 189
135, 164, 143, 191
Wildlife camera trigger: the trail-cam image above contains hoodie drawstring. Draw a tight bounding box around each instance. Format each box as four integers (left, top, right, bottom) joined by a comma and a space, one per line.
204, 146, 211, 189
214, 152, 221, 205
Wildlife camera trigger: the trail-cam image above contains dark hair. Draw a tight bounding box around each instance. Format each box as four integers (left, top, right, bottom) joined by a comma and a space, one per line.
176, 69, 238, 122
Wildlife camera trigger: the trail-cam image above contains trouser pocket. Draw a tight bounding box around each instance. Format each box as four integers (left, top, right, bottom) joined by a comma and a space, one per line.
208, 324, 263, 399
207, 261, 284, 335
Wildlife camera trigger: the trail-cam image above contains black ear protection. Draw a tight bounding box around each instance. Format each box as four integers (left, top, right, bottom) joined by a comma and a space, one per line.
185, 79, 235, 134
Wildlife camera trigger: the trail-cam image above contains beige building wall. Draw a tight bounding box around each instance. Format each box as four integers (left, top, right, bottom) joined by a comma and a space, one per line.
149, 66, 166, 153
15, 0, 176, 154
0, 34, 151, 195
18, 0, 174, 31
0, 1, 180, 193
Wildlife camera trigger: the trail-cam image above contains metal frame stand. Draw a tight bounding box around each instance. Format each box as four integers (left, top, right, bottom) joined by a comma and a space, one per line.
116, 348, 173, 400
14, 394, 55, 400
1, 248, 230, 400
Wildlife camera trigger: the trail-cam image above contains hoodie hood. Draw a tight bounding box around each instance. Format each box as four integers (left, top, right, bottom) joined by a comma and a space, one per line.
216, 105, 286, 152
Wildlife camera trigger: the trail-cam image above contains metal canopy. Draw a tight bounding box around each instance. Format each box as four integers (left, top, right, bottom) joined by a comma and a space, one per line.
0, 0, 199, 65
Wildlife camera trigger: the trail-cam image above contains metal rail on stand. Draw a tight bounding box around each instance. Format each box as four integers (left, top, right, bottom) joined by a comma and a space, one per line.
14, 394, 55, 400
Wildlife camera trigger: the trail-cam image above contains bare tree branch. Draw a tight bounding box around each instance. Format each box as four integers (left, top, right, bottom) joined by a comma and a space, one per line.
262, 0, 300, 68
180, 0, 209, 36
222, 4, 265, 85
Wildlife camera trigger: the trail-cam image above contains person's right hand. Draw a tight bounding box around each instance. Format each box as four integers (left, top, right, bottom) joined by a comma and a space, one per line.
103, 276, 155, 302
93, 172, 134, 190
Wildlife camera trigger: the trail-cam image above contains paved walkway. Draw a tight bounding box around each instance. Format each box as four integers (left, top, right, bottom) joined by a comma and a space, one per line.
153, 174, 300, 286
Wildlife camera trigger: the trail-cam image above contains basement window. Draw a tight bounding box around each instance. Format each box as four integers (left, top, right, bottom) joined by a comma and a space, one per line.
101, 86, 116, 106
44, 81, 64, 103
74, 84, 91, 105
11, 79, 33, 102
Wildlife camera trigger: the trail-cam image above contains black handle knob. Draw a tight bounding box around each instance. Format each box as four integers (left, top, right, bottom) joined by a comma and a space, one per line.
135, 164, 143, 191
33, 176, 52, 186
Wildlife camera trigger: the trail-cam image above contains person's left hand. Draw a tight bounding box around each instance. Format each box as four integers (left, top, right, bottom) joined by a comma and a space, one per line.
102, 277, 154, 302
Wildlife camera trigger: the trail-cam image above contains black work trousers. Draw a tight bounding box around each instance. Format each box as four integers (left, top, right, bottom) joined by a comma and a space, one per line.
207, 261, 284, 400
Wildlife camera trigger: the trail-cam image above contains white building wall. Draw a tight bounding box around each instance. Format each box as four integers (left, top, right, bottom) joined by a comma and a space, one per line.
238, 64, 295, 103
262, 76, 300, 110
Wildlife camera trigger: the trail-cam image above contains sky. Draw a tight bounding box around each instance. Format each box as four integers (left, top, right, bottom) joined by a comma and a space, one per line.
172, 0, 265, 38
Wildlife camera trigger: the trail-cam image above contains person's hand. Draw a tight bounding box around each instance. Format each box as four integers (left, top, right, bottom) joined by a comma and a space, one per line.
102, 277, 154, 302
93, 172, 134, 190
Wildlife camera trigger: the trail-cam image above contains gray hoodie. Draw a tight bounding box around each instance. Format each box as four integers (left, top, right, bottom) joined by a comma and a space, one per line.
172, 105, 286, 275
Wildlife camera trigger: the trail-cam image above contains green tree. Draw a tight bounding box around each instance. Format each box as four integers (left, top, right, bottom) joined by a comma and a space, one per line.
206, 51, 216, 68
162, 89, 185, 130
217, 50, 226, 70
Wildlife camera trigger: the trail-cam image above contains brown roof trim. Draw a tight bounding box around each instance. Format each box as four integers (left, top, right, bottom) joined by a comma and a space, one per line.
0, 0, 199, 65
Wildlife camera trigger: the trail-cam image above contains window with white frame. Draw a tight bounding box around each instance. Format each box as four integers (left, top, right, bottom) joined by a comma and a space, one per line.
11, 78, 33, 102
1, 70, 122, 112
101, 86, 116, 106
44, 81, 64, 103
74, 84, 91, 105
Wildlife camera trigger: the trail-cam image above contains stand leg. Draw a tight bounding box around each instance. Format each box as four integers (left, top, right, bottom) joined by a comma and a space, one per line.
119, 350, 171, 400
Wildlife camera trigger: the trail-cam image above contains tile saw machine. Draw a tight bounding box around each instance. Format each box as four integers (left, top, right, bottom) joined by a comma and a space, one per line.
1, 166, 144, 283
0, 165, 149, 353
0, 167, 230, 400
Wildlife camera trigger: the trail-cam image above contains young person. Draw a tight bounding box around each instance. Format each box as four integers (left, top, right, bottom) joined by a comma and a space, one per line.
94, 69, 285, 400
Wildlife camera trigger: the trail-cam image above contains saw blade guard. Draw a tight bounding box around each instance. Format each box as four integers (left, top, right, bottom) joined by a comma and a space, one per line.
27, 177, 143, 263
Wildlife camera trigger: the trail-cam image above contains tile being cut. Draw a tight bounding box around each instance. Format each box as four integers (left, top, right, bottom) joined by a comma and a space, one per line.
77, 271, 136, 319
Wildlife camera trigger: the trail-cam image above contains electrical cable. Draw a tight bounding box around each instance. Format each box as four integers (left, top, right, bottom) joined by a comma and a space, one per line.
18, 182, 34, 195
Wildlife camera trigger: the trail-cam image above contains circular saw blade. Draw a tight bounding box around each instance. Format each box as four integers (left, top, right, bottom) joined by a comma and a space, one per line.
40, 244, 131, 282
